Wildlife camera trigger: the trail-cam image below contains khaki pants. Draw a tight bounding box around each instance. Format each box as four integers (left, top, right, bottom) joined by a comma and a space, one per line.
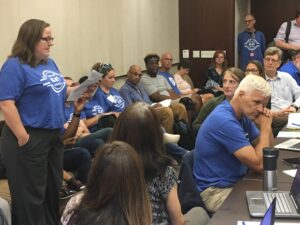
154, 107, 174, 133
200, 187, 233, 213
169, 102, 188, 123
154, 103, 188, 133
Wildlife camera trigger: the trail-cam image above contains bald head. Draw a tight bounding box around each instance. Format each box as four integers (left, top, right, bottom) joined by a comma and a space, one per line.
160, 52, 173, 71
127, 65, 142, 85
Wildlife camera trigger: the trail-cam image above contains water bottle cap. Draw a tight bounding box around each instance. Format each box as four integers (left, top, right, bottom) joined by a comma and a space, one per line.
263, 147, 279, 158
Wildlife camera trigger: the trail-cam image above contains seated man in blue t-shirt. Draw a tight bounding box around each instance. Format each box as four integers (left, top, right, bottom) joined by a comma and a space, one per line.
193, 75, 274, 213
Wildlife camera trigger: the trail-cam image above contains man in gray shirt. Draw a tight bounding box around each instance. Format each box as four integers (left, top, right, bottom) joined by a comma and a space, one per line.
140, 53, 180, 102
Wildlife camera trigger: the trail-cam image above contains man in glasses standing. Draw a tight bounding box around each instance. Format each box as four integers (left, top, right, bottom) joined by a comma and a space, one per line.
238, 14, 265, 70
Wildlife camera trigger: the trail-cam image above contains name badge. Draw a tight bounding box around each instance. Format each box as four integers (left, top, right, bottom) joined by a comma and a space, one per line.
107, 94, 116, 103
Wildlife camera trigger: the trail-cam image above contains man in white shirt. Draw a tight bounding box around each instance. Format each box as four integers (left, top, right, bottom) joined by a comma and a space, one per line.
275, 6, 300, 50
264, 47, 300, 115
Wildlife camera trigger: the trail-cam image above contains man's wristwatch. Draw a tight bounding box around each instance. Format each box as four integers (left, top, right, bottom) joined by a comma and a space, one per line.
290, 104, 299, 111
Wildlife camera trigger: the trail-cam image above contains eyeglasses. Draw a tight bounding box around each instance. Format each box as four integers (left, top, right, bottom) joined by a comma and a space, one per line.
245, 69, 259, 73
98, 63, 112, 75
40, 36, 54, 43
244, 19, 254, 23
131, 72, 142, 77
264, 57, 279, 63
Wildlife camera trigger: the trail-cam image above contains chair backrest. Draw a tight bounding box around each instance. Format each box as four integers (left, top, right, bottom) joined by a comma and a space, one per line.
177, 150, 207, 214
0, 121, 4, 137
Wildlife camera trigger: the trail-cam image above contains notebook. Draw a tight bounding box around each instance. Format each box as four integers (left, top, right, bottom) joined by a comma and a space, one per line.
246, 164, 300, 218
274, 139, 300, 151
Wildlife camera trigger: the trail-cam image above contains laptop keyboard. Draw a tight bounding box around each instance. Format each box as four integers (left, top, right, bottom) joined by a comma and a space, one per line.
263, 192, 293, 213
290, 142, 300, 149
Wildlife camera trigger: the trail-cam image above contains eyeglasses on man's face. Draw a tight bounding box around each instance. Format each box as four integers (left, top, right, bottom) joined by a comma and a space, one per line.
264, 57, 280, 63
244, 19, 254, 23
40, 36, 54, 43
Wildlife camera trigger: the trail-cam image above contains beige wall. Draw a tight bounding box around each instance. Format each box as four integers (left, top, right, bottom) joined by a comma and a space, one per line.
0, 0, 179, 81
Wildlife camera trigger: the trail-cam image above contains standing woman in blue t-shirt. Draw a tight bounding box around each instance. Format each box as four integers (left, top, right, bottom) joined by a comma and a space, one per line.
0, 19, 66, 225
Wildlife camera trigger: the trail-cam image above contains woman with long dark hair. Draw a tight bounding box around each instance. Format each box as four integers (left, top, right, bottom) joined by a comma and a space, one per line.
204, 50, 228, 96
60, 141, 151, 225
110, 102, 209, 225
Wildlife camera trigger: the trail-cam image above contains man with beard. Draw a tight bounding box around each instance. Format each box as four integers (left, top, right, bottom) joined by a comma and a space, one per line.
193, 75, 273, 213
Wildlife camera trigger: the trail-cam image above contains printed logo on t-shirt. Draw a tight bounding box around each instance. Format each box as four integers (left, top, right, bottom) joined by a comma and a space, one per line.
40, 70, 65, 93
244, 39, 260, 51
92, 105, 104, 116
113, 95, 125, 109
244, 132, 249, 140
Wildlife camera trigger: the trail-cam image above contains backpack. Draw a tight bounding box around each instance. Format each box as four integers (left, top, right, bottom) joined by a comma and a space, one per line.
173, 119, 195, 150
268, 21, 292, 63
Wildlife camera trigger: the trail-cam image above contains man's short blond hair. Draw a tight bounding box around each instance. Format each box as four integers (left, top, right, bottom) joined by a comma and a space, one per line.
264, 46, 283, 61
234, 74, 271, 97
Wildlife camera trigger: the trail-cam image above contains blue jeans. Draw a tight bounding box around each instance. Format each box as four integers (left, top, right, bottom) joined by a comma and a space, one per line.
165, 143, 188, 160
63, 147, 91, 184
75, 128, 112, 157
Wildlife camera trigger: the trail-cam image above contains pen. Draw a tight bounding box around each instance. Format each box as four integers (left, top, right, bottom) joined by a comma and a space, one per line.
291, 123, 300, 126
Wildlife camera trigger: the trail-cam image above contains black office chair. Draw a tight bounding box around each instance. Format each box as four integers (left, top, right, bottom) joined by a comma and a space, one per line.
177, 150, 208, 214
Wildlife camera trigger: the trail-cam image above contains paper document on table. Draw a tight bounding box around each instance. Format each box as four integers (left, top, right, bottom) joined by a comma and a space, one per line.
151, 99, 171, 107
283, 169, 297, 177
277, 131, 300, 138
67, 70, 101, 102
237, 221, 299, 225
287, 113, 300, 129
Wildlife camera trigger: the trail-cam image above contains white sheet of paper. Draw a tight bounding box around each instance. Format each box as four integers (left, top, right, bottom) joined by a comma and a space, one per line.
277, 131, 300, 138
159, 99, 171, 107
237, 221, 299, 225
287, 113, 300, 129
67, 70, 101, 102
283, 169, 297, 177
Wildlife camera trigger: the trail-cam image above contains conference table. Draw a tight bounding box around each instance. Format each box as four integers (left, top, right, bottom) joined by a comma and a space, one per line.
207, 139, 300, 225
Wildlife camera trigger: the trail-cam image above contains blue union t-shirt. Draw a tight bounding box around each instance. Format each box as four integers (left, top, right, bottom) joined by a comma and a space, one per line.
0, 57, 66, 129
93, 88, 125, 113
193, 100, 259, 192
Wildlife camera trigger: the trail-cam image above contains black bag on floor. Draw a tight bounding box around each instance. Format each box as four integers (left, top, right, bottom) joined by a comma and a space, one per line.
173, 119, 195, 150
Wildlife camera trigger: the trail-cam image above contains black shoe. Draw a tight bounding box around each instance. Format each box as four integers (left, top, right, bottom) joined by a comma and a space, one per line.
60, 186, 77, 200
66, 177, 86, 192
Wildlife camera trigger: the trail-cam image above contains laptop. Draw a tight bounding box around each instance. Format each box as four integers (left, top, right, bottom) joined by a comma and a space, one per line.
274, 139, 300, 151
246, 164, 300, 218
260, 197, 276, 225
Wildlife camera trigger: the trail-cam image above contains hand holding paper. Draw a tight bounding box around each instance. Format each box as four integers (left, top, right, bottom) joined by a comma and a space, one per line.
67, 70, 101, 102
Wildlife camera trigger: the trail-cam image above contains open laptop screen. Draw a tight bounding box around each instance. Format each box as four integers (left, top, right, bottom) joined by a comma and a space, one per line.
260, 197, 276, 225
290, 164, 300, 213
